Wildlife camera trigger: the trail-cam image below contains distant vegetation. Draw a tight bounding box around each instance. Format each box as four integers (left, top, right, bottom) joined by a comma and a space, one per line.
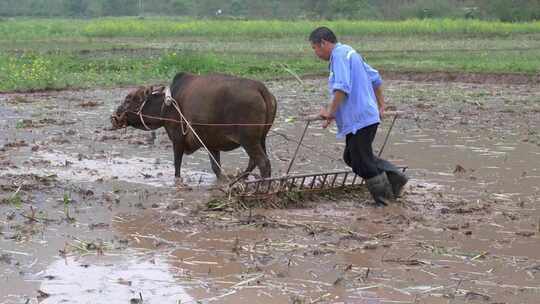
1, 0, 539, 22
1, 18, 539, 41
0, 18, 539, 91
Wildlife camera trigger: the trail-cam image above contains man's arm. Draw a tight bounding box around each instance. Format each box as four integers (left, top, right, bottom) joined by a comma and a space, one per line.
363, 61, 385, 119
374, 85, 385, 119
320, 90, 346, 128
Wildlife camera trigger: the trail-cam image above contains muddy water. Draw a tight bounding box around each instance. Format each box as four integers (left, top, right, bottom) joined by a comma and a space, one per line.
1, 78, 539, 303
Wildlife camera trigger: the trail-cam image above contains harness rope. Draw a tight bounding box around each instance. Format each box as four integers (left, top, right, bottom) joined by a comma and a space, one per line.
135, 87, 240, 182
133, 86, 273, 128
136, 97, 152, 131
128, 111, 274, 127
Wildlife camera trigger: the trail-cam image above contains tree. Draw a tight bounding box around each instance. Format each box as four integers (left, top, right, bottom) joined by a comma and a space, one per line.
230, 0, 247, 16
64, 0, 87, 16
171, 0, 194, 15
328, 0, 379, 19
102, 0, 138, 16
303, 0, 331, 19
86, 1, 105, 17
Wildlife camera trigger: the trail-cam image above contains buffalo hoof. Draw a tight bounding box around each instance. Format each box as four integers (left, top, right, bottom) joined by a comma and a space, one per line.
174, 178, 191, 190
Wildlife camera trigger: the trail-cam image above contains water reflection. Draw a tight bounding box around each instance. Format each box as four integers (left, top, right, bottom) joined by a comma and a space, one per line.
40, 253, 194, 304
10, 150, 216, 187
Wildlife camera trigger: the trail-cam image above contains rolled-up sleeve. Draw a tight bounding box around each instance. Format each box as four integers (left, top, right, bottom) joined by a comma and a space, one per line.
364, 62, 383, 88
331, 54, 351, 95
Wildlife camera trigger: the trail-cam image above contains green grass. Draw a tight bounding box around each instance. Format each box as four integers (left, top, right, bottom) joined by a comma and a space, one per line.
2, 18, 539, 40
0, 51, 322, 91
0, 17, 539, 92
83, 18, 536, 38
365, 48, 540, 74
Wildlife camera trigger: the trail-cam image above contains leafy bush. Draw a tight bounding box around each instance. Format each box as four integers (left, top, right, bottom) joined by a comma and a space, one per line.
328, 0, 380, 20
486, 0, 540, 22
399, 0, 460, 19
1, 53, 57, 90
155, 52, 226, 77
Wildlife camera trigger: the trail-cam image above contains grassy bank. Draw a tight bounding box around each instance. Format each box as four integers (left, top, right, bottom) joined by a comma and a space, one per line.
0, 51, 321, 91
2, 18, 540, 40
0, 18, 539, 91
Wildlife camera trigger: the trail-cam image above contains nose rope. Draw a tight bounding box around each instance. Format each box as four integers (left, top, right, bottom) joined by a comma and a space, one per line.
137, 98, 152, 131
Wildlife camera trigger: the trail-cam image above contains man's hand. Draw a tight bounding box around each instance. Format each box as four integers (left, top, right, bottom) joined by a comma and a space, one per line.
319, 90, 345, 129
378, 104, 385, 120
319, 107, 334, 129
322, 119, 333, 129
319, 107, 333, 119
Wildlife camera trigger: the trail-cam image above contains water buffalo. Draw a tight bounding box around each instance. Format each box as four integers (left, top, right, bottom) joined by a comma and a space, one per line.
111, 72, 277, 179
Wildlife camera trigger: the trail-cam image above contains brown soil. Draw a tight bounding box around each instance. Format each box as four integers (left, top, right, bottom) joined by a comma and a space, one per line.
382, 70, 540, 85
0, 77, 539, 304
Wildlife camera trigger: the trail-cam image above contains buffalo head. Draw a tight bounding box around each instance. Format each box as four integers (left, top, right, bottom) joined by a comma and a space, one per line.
111, 85, 166, 130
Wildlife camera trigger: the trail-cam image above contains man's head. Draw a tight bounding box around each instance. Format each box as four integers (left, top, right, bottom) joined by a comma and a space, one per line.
309, 27, 337, 61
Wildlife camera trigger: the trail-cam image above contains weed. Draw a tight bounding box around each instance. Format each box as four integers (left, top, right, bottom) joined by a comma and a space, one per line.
63, 191, 75, 222
9, 191, 22, 209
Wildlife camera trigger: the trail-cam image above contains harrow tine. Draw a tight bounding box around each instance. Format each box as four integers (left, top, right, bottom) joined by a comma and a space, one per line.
330, 173, 338, 187
321, 174, 329, 189
265, 180, 271, 194
351, 174, 358, 185
309, 176, 317, 189
341, 172, 349, 186
233, 166, 406, 197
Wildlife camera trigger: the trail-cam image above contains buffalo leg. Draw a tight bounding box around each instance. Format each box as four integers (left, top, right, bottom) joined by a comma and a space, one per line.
261, 139, 268, 155
172, 142, 184, 178
243, 138, 267, 175
243, 158, 256, 175
244, 144, 271, 178
209, 150, 222, 178
165, 127, 184, 178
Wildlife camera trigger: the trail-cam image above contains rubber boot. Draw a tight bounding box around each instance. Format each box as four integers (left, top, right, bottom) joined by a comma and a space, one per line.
374, 157, 409, 197
386, 171, 408, 197
366, 172, 395, 206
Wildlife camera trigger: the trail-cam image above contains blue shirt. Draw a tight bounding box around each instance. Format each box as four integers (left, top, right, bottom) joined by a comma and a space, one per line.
328, 43, 382, 139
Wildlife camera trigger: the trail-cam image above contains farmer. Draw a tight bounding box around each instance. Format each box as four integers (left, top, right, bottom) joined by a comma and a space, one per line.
309, 26, 408, 206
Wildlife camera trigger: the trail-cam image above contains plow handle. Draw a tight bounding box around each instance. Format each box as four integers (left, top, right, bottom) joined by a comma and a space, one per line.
303, 110, 404, 121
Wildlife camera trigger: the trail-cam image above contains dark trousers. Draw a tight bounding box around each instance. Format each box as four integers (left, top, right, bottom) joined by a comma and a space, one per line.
343, 123, 380, 179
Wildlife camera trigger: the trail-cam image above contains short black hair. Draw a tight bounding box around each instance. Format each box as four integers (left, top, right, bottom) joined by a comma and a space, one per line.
309, 27, 337, 44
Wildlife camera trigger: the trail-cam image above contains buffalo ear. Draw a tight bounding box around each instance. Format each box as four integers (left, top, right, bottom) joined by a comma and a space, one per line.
144, 86, 153, 97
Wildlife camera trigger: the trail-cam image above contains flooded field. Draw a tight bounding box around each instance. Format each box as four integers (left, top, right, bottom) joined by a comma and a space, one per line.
1, 77, 539, 304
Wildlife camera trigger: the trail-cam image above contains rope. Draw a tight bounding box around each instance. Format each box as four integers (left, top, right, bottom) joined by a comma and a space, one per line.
169, 100, 188, 136
377, 113, 399, 157
166, 94, 231, 183
127, 111, 274, 127
285, 120, 310, 175
136, 98, 152, 131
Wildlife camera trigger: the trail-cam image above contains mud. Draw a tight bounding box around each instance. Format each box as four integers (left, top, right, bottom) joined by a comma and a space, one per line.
1, 77, 539, 304
381, 71, 540, 85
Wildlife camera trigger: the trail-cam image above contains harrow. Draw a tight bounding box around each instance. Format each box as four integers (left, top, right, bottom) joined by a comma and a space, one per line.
230, 111, 406, 198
